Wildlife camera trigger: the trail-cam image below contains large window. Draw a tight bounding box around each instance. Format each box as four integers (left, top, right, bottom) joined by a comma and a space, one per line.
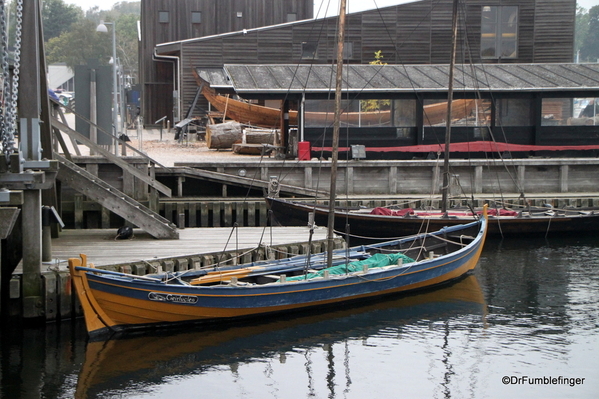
423, 99, 489, 127
304, 99, 415, 134
496, 98, 531, 126
481, 6, 518, 59
304, 99, 363, 128
542, 97, 599, 126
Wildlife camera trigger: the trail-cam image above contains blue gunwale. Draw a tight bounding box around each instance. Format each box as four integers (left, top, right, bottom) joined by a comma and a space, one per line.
82, 226, 482, 301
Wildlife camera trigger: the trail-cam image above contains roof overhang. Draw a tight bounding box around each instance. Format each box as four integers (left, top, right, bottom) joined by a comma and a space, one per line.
196, 68, 233, 89
221, 63, 599, 98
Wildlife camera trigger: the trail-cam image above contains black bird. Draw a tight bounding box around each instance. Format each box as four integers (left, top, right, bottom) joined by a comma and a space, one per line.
115, 226, 134, 240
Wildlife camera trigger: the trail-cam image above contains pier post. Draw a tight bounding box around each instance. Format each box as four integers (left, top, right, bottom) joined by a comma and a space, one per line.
474, 166, 483, 193
517, 165, 526, 192
304, 166, 312, 190
0, 206, 21, 314
22, 190, 43, 318
560, 165, 569, 193
389, 166, 397, 194
18, 0, 55, 320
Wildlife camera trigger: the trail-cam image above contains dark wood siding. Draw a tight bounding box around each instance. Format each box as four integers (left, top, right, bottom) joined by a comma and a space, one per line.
430, 0, 454, 64
361, 9, 397, 64
395, 1, 432, 63
533, 0, 576, 62
141, 0, 313, 125
258, 30, 293, 63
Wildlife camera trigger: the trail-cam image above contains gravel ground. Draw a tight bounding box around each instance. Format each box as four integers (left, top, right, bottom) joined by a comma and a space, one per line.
61, 113, 264, 166
127, 131, 241, 166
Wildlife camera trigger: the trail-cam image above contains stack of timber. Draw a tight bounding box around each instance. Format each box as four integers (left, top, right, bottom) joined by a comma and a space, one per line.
206, 121, 243, 149
207, 121, 279, 155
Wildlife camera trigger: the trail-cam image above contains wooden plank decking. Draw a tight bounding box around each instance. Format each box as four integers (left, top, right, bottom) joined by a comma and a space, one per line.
49, 226, 329, 267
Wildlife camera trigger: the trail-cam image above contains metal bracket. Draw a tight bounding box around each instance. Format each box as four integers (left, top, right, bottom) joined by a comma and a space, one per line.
268, 176, 280, 198
22, 160, 52, 169
0, 188, 10, 202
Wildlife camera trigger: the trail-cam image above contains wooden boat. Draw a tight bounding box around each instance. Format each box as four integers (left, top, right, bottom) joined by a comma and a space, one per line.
266, 197, 599, 241
68, 207, 487, 338
192, 68, 298, 128
75, 274, 484, 396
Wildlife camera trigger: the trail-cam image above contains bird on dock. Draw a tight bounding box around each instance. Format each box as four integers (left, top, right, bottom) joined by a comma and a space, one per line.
115, 226, 134, 240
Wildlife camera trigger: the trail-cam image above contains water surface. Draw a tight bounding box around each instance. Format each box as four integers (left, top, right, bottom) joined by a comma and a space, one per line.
1, 235, 597, 398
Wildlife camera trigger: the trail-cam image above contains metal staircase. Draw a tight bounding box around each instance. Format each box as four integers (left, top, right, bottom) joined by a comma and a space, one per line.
54, 153, 179, 239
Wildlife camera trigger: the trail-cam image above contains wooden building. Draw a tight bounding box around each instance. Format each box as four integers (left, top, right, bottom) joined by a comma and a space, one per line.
140, 0, 313, 127
221, 63, 599, 159
149, 0, 576, 129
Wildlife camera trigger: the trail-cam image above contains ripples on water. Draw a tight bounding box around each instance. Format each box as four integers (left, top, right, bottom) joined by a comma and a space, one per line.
1, 236, 597, 398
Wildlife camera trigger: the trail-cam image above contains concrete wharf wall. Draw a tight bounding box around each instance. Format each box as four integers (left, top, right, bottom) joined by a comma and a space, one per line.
164, 157, 599, 228
59, 158, 599, 229
176, 158, 599, 197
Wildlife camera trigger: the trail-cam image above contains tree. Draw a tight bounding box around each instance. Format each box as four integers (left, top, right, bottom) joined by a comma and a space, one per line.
45, 18, 111, 70
114, 13, 140, 79
361, 51, 391, 112
580, 6, 599, 62
575, 6, 590, 59
44, 2, 140, 80
113, 1, 141, 14
41, 0, 83, 42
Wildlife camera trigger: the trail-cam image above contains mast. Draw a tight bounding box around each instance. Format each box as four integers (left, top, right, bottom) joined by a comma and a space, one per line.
326, 0, 347, 267
441, 0, 460, 214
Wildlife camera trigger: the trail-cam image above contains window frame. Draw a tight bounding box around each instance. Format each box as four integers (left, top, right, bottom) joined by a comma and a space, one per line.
158, 11, 169, 24
191, 11, 202, 24
481, 6, 518, 60
301, 42, 319, 60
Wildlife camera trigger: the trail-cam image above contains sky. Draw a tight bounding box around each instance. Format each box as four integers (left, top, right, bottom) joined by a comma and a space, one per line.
63, 0, 599, 14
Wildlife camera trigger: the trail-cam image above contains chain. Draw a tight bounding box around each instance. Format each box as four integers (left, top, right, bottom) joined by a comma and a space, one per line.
1, 0, 22, 160
1, 0, 9, 156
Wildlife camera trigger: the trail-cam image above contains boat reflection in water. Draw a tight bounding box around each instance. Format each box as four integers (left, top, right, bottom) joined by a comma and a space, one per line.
75, 274, 485, 398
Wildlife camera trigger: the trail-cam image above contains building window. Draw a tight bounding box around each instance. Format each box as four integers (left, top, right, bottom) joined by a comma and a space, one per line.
541, 98, 598, 126
158, 11, 169, 24
392, 99, 416, 128
481, 6, 518, 59
343, 42, 354, 60
302, 42, 318, 60
496, 98, 532, 126
192, 11, 202, 24
305, 99, 416, 129
287, 13, 297, 22
423, 99, 486, 127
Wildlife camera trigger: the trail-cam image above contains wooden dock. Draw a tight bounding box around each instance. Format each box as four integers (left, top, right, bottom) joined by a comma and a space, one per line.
6, 226, 342, 322
48, 226, 330, 267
